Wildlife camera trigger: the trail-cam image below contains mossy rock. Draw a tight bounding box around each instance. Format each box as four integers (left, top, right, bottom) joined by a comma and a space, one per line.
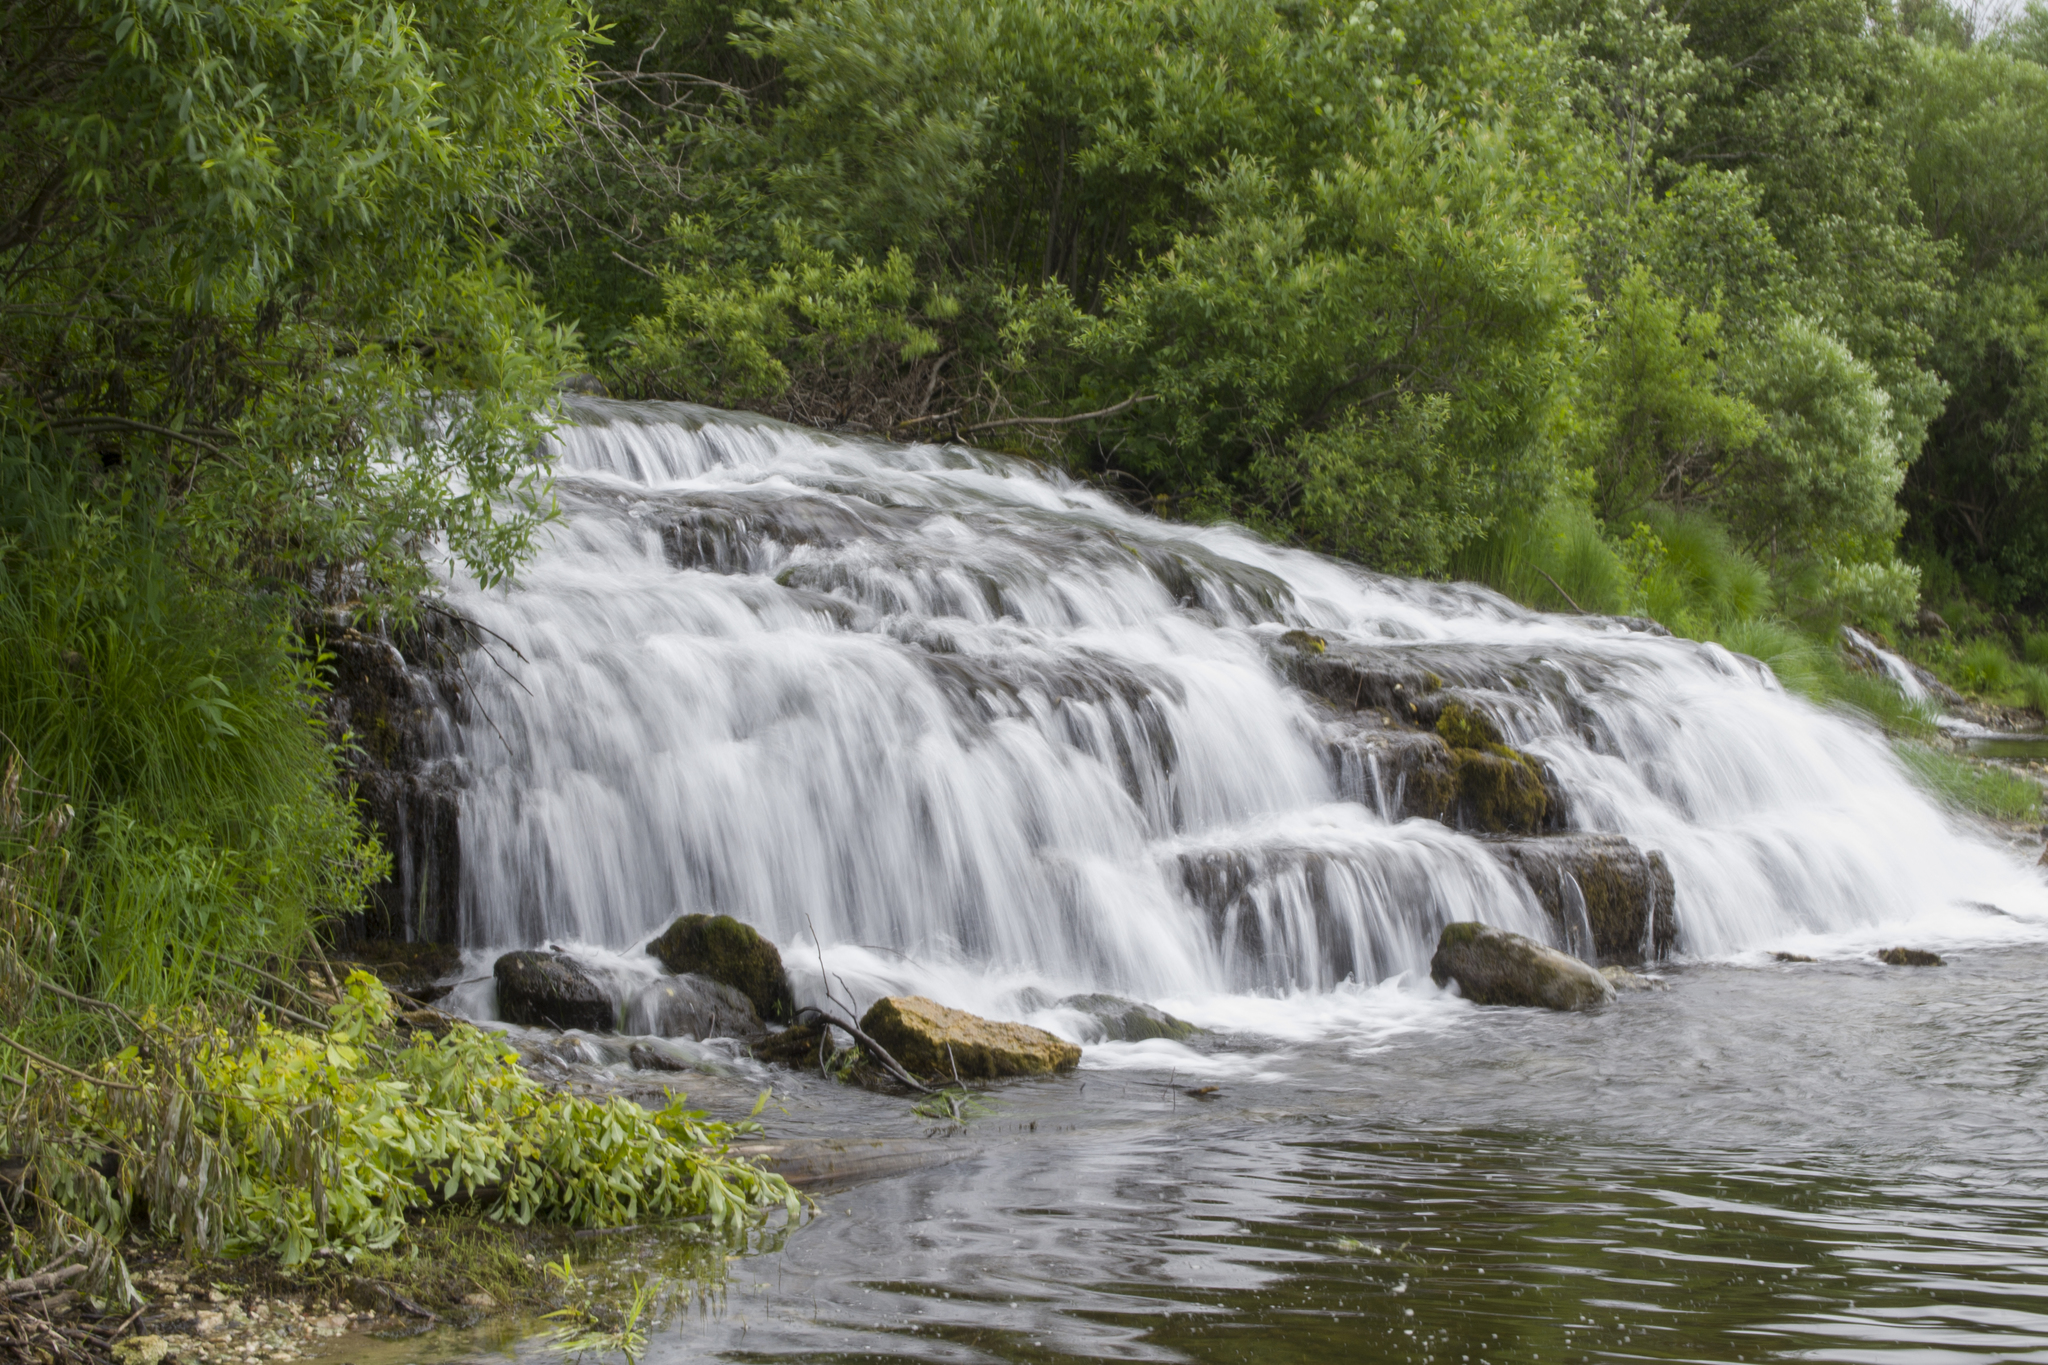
646, 914, 796, 1022
1877, 947, 1944, 966
1434, 700, 1502, 751
858, 996, 1081, 1080
1430, 921, 1613, 1011
1279, 629, 1327, 654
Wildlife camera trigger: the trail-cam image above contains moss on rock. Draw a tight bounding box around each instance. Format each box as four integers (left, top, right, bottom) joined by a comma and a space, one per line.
647, 914, 796, 1022
1430, 921, 1614, 1011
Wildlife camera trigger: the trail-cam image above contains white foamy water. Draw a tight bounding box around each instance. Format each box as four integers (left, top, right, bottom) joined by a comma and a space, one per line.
432, 399, 2047, 1035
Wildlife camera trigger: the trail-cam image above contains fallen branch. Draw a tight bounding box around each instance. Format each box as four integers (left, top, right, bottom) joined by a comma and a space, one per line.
954, 393, 1157, 436
0, 1265, 85, 1298
44, 416, 233, 455
790, 1006, 932, 1094
1534, 567, 1586, 614
0, 1036, 142, 1092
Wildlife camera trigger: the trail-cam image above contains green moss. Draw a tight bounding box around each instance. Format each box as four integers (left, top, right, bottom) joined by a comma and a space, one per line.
1280, 629, 1327, 654
1435, 701, 1502, 751
647, 914, 797, 1022
1452, 746, 1550, 833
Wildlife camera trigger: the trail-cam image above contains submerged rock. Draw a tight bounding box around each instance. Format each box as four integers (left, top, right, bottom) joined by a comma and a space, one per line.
1599, 965, 1664, 992
1430, 922, 1615, 1011
1056, 993, 1198, 1042
858, 996, 1081, 1080
646, 914, 796, 1022
494, 950, 614, 1032
1483, 834, 1676, 964
1772, 951, 1816, 963
1877, 947, 1945, 967
627, 1041, 691, 1072
640, 972, 765, 1041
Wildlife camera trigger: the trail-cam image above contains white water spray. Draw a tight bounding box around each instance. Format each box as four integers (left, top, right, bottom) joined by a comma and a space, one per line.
434, 400, 2046, 1027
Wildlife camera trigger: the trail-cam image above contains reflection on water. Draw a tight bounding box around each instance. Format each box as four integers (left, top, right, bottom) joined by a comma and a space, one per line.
1962, 733, 2048, 762
366, 945, 2048, 1365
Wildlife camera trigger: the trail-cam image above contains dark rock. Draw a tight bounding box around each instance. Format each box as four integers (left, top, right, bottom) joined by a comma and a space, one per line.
646, 914, 796, 1023
1914, 607, 1950, 636
1430, 921, 1614, 1011
1772, 952, 1815, 963
313, 610, 476, 945
1056, 993, 1198, 1042
751, 1022, 827, 1068
1876, 947, 1945, 967
1483, 834, 1676, 965
333, 940, 461, 1005
494, 951, 615, 1032
395, 1007, 461, 1039
859, 996, 1081, 1080
639, 973, 765, 1041
1279, 629, 1328, 654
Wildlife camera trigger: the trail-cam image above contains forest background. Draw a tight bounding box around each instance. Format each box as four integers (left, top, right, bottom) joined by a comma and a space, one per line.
4, 0, 2048, 1273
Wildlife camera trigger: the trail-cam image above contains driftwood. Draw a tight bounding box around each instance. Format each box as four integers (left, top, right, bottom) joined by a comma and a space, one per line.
0, 1264, 86, 1298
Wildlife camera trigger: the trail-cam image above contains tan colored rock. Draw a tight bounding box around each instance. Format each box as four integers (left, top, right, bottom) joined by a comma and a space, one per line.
858, 996, 1080, 1080
114, 1336, 172, 1365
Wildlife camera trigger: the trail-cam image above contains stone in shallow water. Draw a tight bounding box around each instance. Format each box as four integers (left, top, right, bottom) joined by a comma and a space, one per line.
1877, 947, 1945, 966
646, 914, 795, 1022
1056, 993, 1199, 1042
1483, 834, 1676, 965
493, 950, 614, 1032
1430, 921, 1614, 1011
1599, 965, 1664, 992
859, 996, 1081, 1080
641, 972, 765, 1041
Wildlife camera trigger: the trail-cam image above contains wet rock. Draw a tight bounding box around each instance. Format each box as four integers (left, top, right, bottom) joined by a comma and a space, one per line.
751, 1022, 827, 1068
646, 914, 796, 1022
1056, 993, 1198, 1042
333, 940, 460, 1005
1877, 947, 1945, 967
858, 996, 1081, 1080
1279, 630, 1327, 654
1599, 965, 1663, 991
1322, 710, 1562, 836
641, 973, 766, 1041
493, 951, 614, 1032
1483, 834, 1676, 965
1772, 952, 1815, 963
627, 1041, 690, 1072
313, 610, 474, 944
1430, 922, 1615, 1011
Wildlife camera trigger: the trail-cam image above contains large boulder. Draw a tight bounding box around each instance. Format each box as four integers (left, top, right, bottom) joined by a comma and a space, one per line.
494, 951, 614, 1032
646, 914, 795, 1023
1429, 922, 1615, 1011
858, 996, 1081, 1081
1056, 993, 1198, 1043
636, 973, 766, 1041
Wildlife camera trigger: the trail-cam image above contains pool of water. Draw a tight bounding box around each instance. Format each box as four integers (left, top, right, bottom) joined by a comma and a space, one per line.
1964, 733, 2048, 763
352, 937, 2048, 1365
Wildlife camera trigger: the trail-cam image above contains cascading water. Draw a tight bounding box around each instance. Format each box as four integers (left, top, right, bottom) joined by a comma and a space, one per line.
433, 399, 2047, 1035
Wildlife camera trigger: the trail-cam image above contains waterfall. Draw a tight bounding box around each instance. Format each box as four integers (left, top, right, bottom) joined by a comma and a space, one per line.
432, 400, 2046, 1025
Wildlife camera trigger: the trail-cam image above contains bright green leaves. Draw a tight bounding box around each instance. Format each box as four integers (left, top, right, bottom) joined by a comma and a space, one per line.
60, 974, 798, 1266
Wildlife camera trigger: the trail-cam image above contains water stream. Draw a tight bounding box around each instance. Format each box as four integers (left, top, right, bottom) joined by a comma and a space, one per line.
401, 400, 2048, 1362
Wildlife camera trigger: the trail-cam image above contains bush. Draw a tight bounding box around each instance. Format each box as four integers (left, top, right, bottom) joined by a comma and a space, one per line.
1953, 637, 2023, 694
3, 975, 798, 1281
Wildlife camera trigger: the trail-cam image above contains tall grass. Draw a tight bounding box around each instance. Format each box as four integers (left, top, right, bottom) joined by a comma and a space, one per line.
0, 445, 382, 1058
